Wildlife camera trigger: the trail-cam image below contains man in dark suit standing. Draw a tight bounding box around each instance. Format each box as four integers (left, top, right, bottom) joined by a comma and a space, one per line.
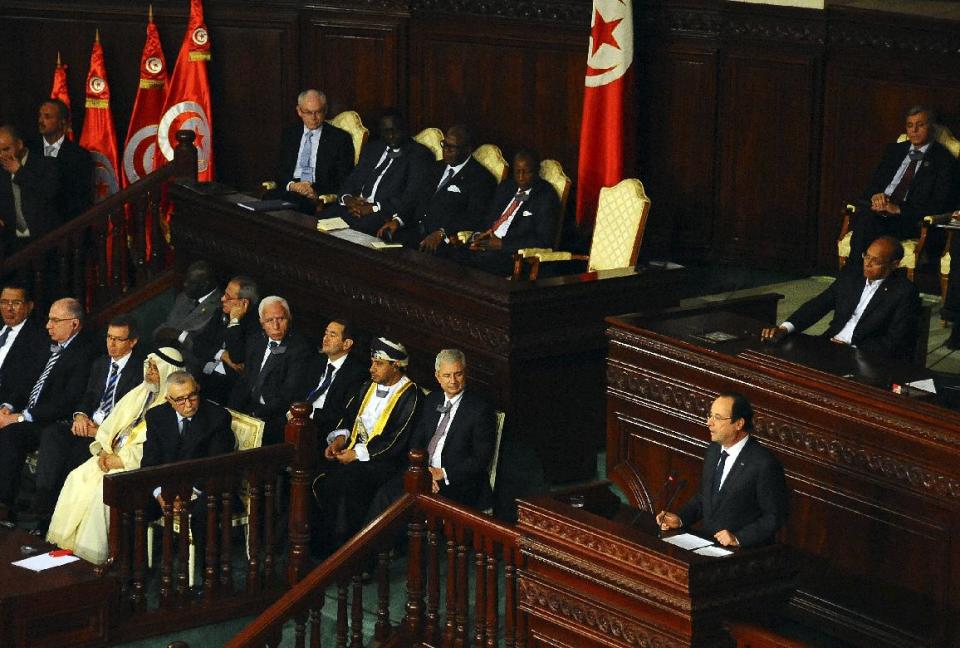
30, 99, 93, 221
272, 89, 354, 214
761, 236, 921, 361
657, 392, 788, 548
0, 282, 49, 412
326, 110, 433, 235
0, 297, 96, 522
228, 295, 311, 444
849, 105, 956, 270
300, 319, 367, 436
31, 314, 144, 528
458, 149, 559, 275
377, 124, 496, 252
0, 124, 60, 254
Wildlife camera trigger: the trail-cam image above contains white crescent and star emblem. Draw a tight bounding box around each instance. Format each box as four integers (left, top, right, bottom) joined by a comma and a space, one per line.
123, 124, 159, 183
89, 76, 106, 94
145, 57, 163, 75
90, 151, 119, 201
192, 28, 208, 46
585, 0, 633, 87
157, 100, 211, 172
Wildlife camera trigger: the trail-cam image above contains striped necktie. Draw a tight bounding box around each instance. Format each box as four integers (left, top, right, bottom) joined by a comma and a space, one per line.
28, 345, 63, 409
98, 362, 120, 417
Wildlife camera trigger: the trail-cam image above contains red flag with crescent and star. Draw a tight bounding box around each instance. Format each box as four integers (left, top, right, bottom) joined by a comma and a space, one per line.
575, 0, 634, 228
154, 0, 213, 181
49, 52, 75, 142
122, 11, 167, 188
78, 32, 121, 202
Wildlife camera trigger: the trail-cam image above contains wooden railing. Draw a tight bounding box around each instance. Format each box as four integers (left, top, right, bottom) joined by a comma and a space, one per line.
2, 129, 197, 319
225, 446, 524, 648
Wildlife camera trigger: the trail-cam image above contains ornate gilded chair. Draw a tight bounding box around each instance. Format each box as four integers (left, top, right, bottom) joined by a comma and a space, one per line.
539, 159, 571, 249
515, 178, 651, 280
147, 408, 265, 586
837, 125, 960, 281
472, 144, 509, 183
328, 110, 368, 166
413, 127, 444, 161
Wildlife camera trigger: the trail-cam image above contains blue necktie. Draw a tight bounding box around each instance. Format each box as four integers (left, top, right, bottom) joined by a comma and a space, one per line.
298, 131, 315, 183
28, 345, 63, 409
306, 362, 335, 403
98, 362, 120, 417
712, 450, 729, 498
0, 326, 10, 350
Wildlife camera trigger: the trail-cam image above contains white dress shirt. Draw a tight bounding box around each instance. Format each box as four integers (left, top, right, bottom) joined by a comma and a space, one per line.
717, 434, 750, 490
0, 320, 28, 369
310, 353, 348, 413
327, 375, 411, 462
884, 141, 930, 198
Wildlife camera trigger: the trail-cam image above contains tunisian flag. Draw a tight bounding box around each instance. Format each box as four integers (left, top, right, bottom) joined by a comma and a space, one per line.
575, 0, 634, 228
79, 32, 121, 202
155, 0, 213, 181
122, 12, 168, 187
49, 52, 75, 142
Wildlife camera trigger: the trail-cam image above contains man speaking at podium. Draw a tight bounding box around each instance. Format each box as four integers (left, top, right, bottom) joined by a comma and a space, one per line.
656, 392, 788, 548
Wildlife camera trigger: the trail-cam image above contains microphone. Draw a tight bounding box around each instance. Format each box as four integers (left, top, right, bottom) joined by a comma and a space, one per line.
663, 478, 686, 513
632, 470, 679, 527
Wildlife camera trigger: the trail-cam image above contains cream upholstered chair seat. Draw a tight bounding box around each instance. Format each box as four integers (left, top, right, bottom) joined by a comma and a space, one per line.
837, 229, 918, 272
472, 144, 509, 183
414, 127, 444, 161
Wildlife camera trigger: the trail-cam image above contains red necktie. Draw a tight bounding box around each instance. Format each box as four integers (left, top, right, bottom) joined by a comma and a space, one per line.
489, 191, 526, 233
888, 158, 920, 206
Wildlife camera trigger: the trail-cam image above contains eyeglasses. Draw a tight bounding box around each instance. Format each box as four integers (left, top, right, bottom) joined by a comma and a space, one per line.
168, 391, 200, 405
861, 252, 890, 267
106, 334, 129, 342
299, 109, 325, 118
707, 413, 733, 422
47, 316, 78, 324
0, 300, 24, 308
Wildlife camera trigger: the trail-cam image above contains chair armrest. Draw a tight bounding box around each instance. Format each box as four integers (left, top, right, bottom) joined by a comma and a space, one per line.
837, 204, 856, 243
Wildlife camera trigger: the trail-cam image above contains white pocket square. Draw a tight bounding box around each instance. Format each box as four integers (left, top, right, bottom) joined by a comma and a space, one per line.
521, 210, 533, 217
447, 185, 461, 193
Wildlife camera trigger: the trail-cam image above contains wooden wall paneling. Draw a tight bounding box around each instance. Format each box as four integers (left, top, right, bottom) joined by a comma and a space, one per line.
407, 15, 586, 181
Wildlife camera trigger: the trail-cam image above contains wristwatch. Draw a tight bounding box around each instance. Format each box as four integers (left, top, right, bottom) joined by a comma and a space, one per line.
16, 415, 24, 423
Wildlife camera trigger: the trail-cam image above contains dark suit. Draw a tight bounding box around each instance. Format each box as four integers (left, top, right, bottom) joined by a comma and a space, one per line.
326, 138, 433, 234
155, 289, 224, 373
34, 351, 144, 516
300, 352, 368, 437
228, 331, 311, 443
677, 437, 788, 548
273, 123, 354, 213
850, 140, 956, 263
0, 330, 96, 511
0, 315, 49, 411
0, 150, 61, 254
399, 158, 496, 248
194, 310, 259, 404
29, 138, 94, 221
785, 268, 920, 361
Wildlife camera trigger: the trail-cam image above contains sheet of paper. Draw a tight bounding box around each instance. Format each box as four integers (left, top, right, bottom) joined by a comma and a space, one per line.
370, 241, 403, 250
693, 545, 733, 558
12, 552, 80, 572
906, 378, 936, 394
316, 217, 350, 232
330, 228, 381, 246
662, 533, 713, 551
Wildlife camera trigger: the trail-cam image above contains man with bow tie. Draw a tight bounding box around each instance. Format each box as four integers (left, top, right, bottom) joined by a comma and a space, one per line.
312, 337, 420, 556
0, 297, 96, 522
228, 295, 310, 444
378, 124, 496, 252
657, 392, 788, 548
325, 110, 433, 235
848, 105, 955, 271
270, 89, 354, 215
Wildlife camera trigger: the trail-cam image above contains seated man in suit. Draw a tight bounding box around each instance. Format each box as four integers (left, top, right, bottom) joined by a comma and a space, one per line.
142, 370, 235, 582
657, 392, 788, 548
377, 124, 495, 252
195, 275, 260, 404
30, 99, 93, 221
0, 124, 60, 254
455, 149, 559, 275
312, 337, 420, 556
299, 318, 368, 436
368, 349, 496, 522
848, 105, 955, 271
154, 260, 223, 373
0, 282, 49, 411
228, 295, 310, 444
32, 314, 144, 530
325, 110, 433, 235
270, 89, 355, 214
0, 297, 96, 522
761, 236, 921, 361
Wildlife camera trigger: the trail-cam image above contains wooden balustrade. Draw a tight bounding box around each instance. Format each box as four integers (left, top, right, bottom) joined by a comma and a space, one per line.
1, 129, 197, 319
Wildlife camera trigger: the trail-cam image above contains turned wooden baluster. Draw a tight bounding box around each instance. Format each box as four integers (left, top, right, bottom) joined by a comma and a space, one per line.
375, 549, 391, 641
504, 544, 516, 648
133, 197, 148, 283
247, 482, 262, 594
425, 515, 441, 645
444, 520, 458, 648
205, 490, 219, 599
485, 536, 498, 648
350, 574, 363, 648
160, 497, 175, 607
263, 476, 276, 581
455, 525, 469, 648
132, 507, 147, 611
403, 449, 429, 640
309, 594, 323, 648
95, 222, 108, 304
175, 496, 190, 597
293, 609, 307, 648
474, 530, 487, 647
336, 580, 349, 648
118, 510, 132, 598
108, 210, 123, 299
286, 403, 317, 586
219, 491, 234, 589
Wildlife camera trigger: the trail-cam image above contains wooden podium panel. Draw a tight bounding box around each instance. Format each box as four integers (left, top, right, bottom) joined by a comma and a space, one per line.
605, 307, 960, 647
516, 494, 793, 648
168, 183, 681, 482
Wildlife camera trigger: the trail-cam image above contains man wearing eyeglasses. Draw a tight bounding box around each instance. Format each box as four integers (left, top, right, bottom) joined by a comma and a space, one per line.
154, 260, 223, 374
228, 295, 310, 444
378, 124, 496, 252
0, 297, 96, 522
761, 236, 921, 361
0, 282, 48, 413
269, 89, 354, 215
194, 275, 260, 403
30, 314, 144, 531
657, 392, 787, 548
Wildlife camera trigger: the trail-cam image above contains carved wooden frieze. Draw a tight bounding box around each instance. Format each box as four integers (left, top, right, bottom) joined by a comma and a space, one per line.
410, 0, 589, 24
828, 18, 960, 57
519, 579, 687, 648
722, 10, 825, 46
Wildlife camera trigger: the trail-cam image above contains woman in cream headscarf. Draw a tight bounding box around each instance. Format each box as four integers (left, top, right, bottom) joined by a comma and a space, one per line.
47, 347, 184, 564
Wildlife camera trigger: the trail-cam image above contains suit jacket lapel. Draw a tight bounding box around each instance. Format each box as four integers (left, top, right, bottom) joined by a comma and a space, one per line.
715, 439, 754, 507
